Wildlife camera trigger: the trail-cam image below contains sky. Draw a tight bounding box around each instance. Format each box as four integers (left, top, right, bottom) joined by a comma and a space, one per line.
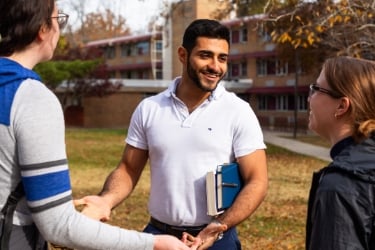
58, 0, 177, 32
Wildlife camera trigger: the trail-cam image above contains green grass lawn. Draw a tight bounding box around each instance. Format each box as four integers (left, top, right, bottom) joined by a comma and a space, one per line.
64, 128, 327, 250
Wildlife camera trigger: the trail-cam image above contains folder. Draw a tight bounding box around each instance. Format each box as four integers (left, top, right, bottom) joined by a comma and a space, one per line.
206, 163, 243, 216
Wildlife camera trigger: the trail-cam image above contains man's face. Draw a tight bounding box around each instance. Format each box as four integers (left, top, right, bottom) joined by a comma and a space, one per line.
186, 37, 229, 92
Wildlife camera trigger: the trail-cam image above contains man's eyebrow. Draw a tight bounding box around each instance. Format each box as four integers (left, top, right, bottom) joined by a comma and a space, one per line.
198, 50, 228, 57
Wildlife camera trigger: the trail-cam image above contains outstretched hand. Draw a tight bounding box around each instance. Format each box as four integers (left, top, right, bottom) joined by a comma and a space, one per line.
73, 195, 112, 222
154, 235, 201, 250
182, 222, 227, 250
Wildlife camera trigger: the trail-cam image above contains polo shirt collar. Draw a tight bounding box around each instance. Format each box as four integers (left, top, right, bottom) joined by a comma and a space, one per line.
165, 76, 225, 101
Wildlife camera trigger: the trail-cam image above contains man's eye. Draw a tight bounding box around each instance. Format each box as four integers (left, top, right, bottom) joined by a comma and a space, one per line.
219, 56, 228, 62
200, 53, 210, 58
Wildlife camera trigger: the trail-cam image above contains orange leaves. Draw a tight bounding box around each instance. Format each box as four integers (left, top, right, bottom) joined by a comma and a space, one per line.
278, 32, 292, 43
272, 26, 320, 49
327, 14, 352, 27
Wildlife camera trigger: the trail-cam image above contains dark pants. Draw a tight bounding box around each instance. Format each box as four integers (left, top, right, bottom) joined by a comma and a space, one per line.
143, 223, 242, 250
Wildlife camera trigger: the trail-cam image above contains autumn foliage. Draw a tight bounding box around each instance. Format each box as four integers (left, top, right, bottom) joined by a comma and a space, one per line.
265, 0, 375, 68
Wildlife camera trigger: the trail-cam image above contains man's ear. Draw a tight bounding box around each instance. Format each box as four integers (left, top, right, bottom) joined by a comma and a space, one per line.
177, 46, 187, 64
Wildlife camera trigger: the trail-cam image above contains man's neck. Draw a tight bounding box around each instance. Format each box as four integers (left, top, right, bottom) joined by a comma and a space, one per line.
175, 80, 211, 113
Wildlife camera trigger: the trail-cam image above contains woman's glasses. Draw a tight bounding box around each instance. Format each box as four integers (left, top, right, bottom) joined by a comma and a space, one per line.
309, 84, 342, 98
50, 12, 69, 30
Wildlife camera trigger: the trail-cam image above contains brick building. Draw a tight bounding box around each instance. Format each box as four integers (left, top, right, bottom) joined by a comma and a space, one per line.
66, 0, 315, 131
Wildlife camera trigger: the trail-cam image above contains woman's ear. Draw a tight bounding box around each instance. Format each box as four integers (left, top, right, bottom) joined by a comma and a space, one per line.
336, 97, 350, 116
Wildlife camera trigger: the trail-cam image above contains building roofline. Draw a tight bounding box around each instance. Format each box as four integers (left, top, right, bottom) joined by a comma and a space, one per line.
221, 14, 268, 27
85, 13, 267, 48
86, 32, 162, 47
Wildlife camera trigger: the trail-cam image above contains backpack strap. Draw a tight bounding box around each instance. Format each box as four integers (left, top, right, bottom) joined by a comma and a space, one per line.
1, 182, 24, 250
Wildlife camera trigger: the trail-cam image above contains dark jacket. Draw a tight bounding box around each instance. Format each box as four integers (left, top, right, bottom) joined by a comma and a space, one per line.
306, 135, 375, 250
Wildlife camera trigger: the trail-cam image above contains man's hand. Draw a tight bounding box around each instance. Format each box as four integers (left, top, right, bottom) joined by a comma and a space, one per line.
154, 235, 201, 250
73, 195, 112, 222
182, 221, 227, 250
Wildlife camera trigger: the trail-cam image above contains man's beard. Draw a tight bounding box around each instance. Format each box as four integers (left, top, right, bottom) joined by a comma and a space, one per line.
187, 61, 224, 92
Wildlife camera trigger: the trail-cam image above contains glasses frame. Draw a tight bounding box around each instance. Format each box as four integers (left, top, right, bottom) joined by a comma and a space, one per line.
309, 83, 342, 98
50, 12, 69, 30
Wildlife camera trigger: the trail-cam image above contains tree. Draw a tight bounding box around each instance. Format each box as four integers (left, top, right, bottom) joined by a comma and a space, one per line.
32, 4, 130, 112
34, 33, 121, 112
62, 1, 131, 47
265, 0, 375, 65
263, 0, 375, 137
74, 9, 130, 43
35, 58, 121, 111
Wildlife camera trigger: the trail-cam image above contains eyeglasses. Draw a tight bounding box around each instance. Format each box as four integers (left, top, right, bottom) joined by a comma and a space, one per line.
50, 12, 69, 30
309, 83, 342, 98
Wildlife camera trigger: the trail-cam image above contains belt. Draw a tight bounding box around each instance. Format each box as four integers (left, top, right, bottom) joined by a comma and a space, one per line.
149, 217, 207, 238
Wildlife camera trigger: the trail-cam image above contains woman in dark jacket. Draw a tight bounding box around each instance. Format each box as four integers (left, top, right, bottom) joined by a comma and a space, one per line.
306, 56, 375, 250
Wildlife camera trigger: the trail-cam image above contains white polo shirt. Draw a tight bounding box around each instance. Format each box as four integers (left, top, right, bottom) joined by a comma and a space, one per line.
126, 77, 266, 226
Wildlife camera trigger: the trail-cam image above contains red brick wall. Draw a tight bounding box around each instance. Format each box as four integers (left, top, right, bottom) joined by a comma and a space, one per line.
82, 92, 144, 128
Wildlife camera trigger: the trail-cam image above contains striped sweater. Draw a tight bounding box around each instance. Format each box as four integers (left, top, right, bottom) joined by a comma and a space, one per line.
0, 58, 153, 250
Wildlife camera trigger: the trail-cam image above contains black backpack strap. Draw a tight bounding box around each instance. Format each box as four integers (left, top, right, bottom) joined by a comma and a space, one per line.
1, 182, 24, 250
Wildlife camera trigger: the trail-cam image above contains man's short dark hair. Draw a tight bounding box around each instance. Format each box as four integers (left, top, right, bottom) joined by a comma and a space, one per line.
182, 19, 230, 53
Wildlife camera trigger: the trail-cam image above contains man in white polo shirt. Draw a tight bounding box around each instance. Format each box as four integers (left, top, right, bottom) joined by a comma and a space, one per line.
0, 0, 199, 249
77, 19, 268, 250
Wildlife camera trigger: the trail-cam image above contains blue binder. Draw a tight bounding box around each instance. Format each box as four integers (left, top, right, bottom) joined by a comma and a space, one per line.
206, 163, 243, 216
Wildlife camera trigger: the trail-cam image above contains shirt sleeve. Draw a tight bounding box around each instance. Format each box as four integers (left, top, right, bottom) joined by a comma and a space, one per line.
12, 80, 154, 250
126, 100, 149, 150
232, 99, 266, 157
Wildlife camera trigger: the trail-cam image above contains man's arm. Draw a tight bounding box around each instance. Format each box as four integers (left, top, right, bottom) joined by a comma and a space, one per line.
195, 149, 268, 249
76, 144, 149, 221
218, 149, 268, 227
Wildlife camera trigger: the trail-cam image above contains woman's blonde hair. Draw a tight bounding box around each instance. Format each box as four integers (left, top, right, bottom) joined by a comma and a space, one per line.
323, 56, 375, 142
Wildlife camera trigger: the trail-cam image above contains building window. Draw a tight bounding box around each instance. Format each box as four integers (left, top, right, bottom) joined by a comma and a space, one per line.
258, 94, 308, 111
228, 61, 247, 79
231, 30, 240, 43
120, 70, 127, 78
298, 95, 308, 111
156, 71, 163, 79
276, 95, 289, 110
154, 63, 163, 79
256, 58, 274, 76
137, 71, 146, 79
241, 28, 248, 42
257, 23, 272, 42
258, 96, 267, 110
231, 63, 240, 78
121, 43, 138, 56
241, 61, 247, 75
258, 95, 276, 110
230, 27, 247, 44
120, 44, 133, 56
276, 60, 288, 76
137, 41, 150, 55
155, 40, 162, 51
105, 46, 116, 59
256, 57, 288, 76
121, 44, 130, 57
